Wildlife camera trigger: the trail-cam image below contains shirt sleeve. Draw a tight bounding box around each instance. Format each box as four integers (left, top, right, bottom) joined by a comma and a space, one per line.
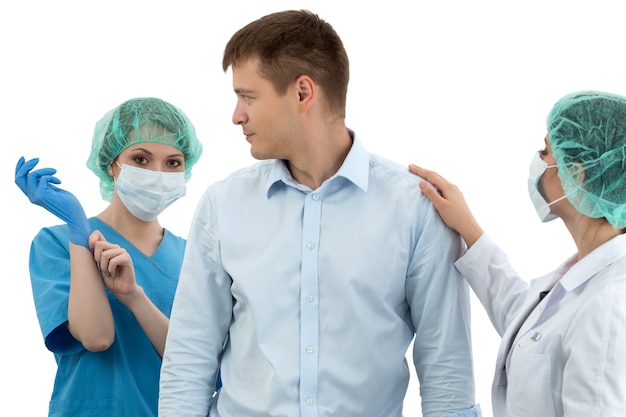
406, 202, 481, 417
454, 233, 530, 337
439, 404, 483, 417
29, 226, 84, 354
159, 189, 232, 417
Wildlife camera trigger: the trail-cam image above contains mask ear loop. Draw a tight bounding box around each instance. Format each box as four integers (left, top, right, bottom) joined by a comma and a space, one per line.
571, 162, 585, 185
546, 162, 581, 207
108, 159, 121, 181
547, 193, 569, 206
536, 161, 562, 207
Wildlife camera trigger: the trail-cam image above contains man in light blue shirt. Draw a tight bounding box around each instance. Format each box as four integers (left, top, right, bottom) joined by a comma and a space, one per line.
159, 9, 481, 417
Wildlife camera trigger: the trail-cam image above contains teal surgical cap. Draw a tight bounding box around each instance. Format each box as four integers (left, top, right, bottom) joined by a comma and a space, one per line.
86, 97, 203, 201
547, 90, 626, 229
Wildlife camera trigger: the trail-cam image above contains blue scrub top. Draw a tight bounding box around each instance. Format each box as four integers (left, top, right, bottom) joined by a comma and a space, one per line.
29, 218, 184, 417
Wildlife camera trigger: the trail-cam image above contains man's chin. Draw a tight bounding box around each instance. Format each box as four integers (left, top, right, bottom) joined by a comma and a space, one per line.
250, 148, 267, 161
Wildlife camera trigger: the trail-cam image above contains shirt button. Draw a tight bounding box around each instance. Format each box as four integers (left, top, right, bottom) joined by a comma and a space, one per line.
306, 346, 314, 354
306, 398, 313, 405
312, 194, 319, 200
306, 295, 314, 302
306, 242, 315, 250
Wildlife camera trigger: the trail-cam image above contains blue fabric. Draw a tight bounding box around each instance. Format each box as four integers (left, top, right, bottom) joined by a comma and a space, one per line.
29, 218, 184, 417
15, 157, 92, 248
160, 133, 478, 417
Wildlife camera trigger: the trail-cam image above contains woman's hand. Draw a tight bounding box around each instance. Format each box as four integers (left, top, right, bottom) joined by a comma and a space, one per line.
88, 230, 169, 356
409, 164, 484, 248
15, 156, 92, 248
90, 230, 140, 301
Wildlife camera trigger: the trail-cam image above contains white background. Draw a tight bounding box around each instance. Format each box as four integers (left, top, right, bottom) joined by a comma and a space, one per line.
2, 1, 624, 415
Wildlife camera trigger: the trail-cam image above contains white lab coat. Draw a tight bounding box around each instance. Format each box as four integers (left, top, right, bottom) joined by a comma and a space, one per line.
455, 233, 626, 417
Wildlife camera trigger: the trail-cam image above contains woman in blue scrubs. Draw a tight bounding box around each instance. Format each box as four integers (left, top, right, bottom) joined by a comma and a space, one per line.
15, 97, 204, 417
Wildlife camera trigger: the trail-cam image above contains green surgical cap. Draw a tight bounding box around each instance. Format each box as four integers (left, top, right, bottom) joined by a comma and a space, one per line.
547, 90, 626, 228
87, 97, 203, 201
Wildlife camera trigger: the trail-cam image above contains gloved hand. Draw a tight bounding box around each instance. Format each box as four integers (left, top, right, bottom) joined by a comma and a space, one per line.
15, 156, 92, 249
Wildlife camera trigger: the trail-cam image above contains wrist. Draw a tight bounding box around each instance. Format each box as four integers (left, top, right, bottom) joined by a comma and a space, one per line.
116, 285, 147, 309
462, 223, 484, 248
67, 216, 92, 249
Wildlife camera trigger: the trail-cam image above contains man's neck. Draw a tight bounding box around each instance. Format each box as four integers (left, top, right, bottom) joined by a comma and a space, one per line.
287, 128, 352, 189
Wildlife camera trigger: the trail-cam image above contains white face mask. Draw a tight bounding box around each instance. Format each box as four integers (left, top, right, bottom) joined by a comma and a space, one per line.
114, 163, 186, 221
527, 152, 568, 222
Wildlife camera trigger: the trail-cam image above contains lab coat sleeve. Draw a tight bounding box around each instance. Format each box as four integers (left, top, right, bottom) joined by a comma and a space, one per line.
561, 277, 626, 416
159, 188, 232, 417
454, 234, 530, 337
406, 202, 481, 417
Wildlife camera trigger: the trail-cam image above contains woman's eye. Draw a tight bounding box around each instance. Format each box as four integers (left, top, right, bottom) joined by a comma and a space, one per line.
134, 156, 148, 164
167, 160, 182, 168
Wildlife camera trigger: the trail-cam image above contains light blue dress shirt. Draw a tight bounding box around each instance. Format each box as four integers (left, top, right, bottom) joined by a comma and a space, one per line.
160, 134, 480, 417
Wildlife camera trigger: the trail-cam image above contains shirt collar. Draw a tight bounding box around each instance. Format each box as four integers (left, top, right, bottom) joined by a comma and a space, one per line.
265, 130, 369, 197
558, 232, 626, 291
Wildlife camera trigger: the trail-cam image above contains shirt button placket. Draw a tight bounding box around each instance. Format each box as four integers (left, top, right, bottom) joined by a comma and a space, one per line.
300, 190, 322, 417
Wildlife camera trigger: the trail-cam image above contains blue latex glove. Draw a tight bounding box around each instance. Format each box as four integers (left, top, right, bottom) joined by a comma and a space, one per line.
15, 156, 92, 249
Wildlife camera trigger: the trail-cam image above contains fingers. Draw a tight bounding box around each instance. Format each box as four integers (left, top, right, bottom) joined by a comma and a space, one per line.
31, 170, 61, 193
97, 244, 136, 296
15, 156, 38, 189
88, 230, 106, 250
409, 164, 460, 216
15, 156, 38, 178
418, 180, 441, 201
92, 239, 132, 278
408, 164, 450, 190
16, 157, 47, 181
99, 247, 131, 279
408, 163, 423, 176
89, 231, 106, 255
15, 155, 60, 202
28, 169, 62, 205
15, 156, 26, 177
15, 157, 58, 188
409, 163, 436, 180
30, 168, 60, 182
92, 238, 115, 264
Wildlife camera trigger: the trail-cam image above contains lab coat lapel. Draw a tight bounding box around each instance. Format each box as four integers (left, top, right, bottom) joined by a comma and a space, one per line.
512, 274, 562, 342
491, 235, 626, 416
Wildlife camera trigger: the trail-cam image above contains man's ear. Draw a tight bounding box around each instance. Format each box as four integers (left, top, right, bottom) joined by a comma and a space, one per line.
295, 75, 315, 108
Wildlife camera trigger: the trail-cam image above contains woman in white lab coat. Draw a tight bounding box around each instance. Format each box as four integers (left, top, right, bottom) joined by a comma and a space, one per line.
410, 90, 626, 417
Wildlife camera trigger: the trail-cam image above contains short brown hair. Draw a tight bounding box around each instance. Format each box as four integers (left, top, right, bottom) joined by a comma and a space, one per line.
222, 9, 349, 118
